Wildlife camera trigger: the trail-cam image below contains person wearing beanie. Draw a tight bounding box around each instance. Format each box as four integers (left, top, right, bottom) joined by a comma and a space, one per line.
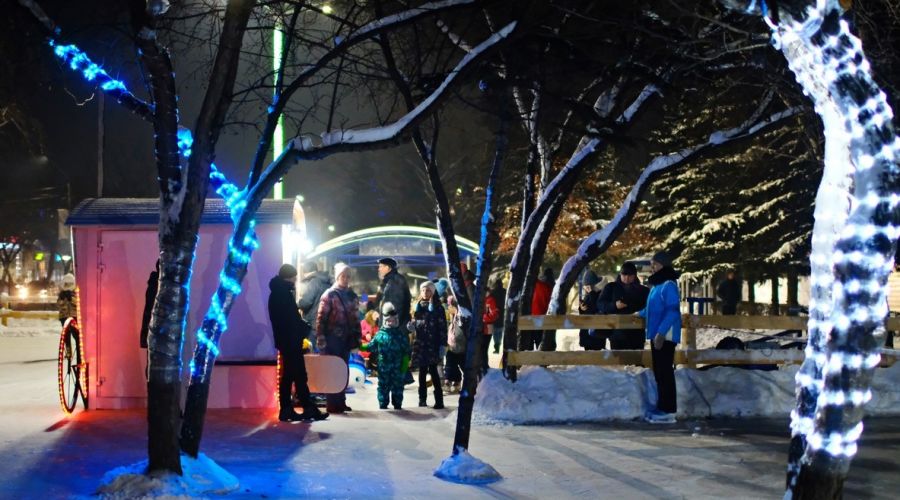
297, 261, 333, 338
315, 263, 362, 414
528, 268, 555, 351
360, 302, 411, 409
595, 262, 649, 351
488, 278, 506, 354
411, 280, 446, 409
639, 251, 681, 424
267, 265, 328, 422
57, 273, 78, 327
375, 256, 412, 328
577, 269, 604, 350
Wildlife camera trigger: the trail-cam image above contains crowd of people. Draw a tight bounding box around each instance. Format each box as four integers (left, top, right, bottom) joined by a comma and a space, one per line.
268, 256, 508, 421
268, 250, 744, 426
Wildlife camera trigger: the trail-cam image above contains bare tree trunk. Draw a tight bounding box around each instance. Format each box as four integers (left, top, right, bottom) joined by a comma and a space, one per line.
453, 101, 507, 454
770, 275, 780, 315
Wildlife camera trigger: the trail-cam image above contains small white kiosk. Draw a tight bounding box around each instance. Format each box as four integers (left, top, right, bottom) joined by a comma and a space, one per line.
67, 198, 295, 410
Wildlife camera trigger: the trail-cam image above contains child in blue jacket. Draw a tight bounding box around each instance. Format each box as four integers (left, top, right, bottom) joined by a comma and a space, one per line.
639, 251, 681, 424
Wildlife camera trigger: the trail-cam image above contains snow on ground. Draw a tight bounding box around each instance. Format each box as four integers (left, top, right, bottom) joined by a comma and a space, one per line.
1, 319, 899, 498
0, 315, 60, 337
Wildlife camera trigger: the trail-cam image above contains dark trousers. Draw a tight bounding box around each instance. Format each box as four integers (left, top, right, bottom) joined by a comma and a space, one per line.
418, 364, 443, 405
610, 330, 646, 350
444, 350, 464, 383
480, 334, 492, 374
323, 335, 350, 408
279, 344, 311, 412
721, 304, 737, 315
520, 330, 542, 350
651, 340, 677, 414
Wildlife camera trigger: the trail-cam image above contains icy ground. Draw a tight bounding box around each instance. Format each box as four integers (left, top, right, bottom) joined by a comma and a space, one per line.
1, 320, 899, 498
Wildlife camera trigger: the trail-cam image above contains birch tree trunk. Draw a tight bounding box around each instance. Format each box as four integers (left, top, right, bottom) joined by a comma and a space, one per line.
728, 1, 900, 497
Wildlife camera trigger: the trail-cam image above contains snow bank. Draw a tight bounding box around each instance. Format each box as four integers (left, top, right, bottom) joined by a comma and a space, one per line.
473, 362, 900, 424
96, 453, 238, 498
433, 447, 501, 485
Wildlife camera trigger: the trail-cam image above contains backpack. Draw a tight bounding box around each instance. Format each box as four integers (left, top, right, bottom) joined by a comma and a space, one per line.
447, 313, 466, 354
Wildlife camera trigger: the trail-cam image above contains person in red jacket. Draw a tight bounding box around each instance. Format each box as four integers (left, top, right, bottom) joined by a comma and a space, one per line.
529, 268, 554, 350
481, 290, 500, 375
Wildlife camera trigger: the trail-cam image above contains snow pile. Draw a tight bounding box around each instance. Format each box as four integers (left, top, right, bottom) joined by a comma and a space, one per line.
473, 362, 900, 424
0, 316, 59, 337
433, 446, 501, 485
96, 453, 239, 498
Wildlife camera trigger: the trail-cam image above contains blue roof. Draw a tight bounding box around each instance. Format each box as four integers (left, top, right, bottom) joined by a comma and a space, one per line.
66, 198, 294, 226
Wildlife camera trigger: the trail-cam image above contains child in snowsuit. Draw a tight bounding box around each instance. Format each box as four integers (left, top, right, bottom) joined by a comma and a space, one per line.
361, 302, 411, 409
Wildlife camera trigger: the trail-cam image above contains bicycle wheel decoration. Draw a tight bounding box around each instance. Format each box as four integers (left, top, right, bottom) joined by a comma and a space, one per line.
57, 318, 87, 414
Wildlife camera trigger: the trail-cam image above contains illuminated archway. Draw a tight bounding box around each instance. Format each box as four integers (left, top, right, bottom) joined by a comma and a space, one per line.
305, 225, 479, 260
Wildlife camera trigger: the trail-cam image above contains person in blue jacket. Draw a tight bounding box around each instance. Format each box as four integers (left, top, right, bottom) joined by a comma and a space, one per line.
638, 251, 681, 424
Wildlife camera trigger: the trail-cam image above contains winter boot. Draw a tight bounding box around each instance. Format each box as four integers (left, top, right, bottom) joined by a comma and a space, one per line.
279, 409, 303, 422
300, 406, 329, 421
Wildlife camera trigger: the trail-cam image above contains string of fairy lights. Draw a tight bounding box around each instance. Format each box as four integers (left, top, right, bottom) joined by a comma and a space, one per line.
45, 38, 263, 381
763, 0, 900, 468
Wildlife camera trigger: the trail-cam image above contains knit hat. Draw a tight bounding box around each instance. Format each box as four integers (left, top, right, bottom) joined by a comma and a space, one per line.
278, 264, 298, 279
381, 301, 398, 316
377, 257, 397, 269
619, 262, 638, 275
435, 277, 450, 297
541, 268, 555, 282
334, 262, 351, 280
582, 270, 600, 286
420, 280, 436, 292
651, 251, 673, 268
62, 273, 76, 290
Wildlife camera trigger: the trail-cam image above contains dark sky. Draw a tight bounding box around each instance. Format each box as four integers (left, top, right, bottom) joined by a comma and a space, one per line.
4, 1, 497, 244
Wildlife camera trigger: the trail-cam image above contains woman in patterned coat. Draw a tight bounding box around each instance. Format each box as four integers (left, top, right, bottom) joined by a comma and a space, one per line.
411, 280, 446, 409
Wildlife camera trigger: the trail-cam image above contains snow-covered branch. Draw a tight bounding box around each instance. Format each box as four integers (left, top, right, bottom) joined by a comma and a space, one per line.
548, 103, 801, 314
247, 0, 479, 184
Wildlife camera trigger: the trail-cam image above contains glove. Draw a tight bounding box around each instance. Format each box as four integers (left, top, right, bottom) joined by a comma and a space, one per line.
316, 335, 327, 351
406, 320, 417, 333
400, 354, 410, 374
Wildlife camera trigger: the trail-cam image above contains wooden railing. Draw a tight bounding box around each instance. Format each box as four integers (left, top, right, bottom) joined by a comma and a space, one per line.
507, 314, 900, 368
0, 310, 58, 326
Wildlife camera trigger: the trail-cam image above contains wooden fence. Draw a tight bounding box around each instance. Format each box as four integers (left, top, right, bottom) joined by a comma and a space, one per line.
0, 310, 58, 326
508, 314, 900, 368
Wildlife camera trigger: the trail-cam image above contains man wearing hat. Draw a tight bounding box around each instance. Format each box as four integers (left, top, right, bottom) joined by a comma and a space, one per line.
375, 257, 412, 328
267, 264, 328, 422
596, 262, 650, 350
315, 263, 362, 413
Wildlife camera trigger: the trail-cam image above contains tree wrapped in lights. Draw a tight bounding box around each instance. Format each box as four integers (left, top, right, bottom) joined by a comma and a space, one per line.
725, 0, 900, 497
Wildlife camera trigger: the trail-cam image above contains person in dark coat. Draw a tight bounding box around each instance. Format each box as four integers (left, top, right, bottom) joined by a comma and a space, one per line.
375, 257, 412, 327
597, 262, 650, 350
139, 260, 159, 349
578, 270, 605, 350
267, 264, 328, 422
717, 270, 742, 315
316, 263, 362, 414
297, 261, 333, 340
489, 278, 506, 354
411, 280, 446, 409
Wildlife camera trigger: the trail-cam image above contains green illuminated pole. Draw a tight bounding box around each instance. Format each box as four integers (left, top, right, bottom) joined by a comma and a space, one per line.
272, 21, 284, 199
